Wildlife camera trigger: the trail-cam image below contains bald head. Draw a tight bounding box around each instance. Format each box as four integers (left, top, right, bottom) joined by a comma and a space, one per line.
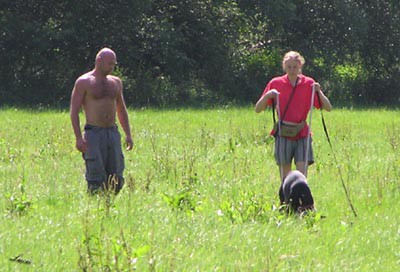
96, 47, 116, 61
95, 48, 117, 75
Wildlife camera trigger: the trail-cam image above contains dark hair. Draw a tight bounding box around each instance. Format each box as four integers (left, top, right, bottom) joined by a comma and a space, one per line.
289, 183, 314, 212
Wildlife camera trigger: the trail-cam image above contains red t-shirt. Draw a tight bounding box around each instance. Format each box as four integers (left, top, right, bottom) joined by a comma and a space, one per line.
261, 74, 321, 140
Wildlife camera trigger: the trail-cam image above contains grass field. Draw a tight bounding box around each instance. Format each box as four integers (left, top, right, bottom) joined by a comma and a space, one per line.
0, 107, 399, 271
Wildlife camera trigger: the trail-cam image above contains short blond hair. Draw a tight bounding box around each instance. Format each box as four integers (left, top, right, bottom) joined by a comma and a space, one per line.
282, 51, 305, 72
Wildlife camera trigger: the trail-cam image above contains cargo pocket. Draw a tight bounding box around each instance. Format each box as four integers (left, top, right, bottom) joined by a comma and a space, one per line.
116, 152, 125, 177
84, 154, 105, 181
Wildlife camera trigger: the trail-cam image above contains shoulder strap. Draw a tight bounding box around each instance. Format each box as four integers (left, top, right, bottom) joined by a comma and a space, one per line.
272, 77, 299, 123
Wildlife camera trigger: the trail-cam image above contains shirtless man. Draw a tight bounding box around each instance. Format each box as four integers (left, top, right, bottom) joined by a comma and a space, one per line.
70, 48, 133, 194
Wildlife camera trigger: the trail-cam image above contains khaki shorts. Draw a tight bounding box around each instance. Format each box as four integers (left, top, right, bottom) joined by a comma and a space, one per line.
274, 136, 314, 165
83, 124, 125, 193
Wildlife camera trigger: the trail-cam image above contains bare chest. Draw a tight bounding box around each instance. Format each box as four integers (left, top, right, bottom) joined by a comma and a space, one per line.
88, 79, 118, 100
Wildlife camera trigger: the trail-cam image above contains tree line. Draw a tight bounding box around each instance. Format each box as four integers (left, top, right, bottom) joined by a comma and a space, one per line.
1, 0, 399, 107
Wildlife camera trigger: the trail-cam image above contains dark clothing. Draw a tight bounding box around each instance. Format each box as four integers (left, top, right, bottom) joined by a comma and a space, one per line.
83, 124, 125, 193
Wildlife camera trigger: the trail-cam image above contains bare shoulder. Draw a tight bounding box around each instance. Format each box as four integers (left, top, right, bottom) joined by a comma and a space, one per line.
108, 75, 122, 84
75, 72, 94, 88
108, 75, 123, 93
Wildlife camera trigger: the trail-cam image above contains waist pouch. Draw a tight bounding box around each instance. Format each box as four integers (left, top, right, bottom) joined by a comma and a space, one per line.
273, 121, 305, 137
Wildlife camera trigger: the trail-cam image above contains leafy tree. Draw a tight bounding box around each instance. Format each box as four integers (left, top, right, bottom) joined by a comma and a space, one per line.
1, 0, 399, 106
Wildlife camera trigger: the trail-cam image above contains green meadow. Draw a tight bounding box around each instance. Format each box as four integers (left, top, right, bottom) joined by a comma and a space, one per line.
0, 107, 399, 271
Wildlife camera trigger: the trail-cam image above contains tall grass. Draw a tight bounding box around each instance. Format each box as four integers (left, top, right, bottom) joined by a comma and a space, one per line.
0, 107, 399, 271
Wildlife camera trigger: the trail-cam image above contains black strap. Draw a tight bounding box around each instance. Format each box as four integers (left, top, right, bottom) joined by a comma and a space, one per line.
316, 94, 332, 146
272, 77, 299, 124
316, 93, 357, 217
272, 101, 276, 124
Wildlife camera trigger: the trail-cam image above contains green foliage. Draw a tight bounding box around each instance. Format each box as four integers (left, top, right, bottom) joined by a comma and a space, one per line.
1, 108, 400, 270
237, 49, 282, 101
163, 187, 199, 212
330, 59, 367, 105
5, 177, 32, 216
1, 1, 399, 106
219, 191, 272, 223
335, 65, 359, 81
77, 214, 152, 271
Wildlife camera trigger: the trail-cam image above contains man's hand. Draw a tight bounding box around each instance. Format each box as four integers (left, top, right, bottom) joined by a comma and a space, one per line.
126, 136, 133, 151
76, 137, 88, 153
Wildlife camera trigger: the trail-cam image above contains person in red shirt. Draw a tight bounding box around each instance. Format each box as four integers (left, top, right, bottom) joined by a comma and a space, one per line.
255, 51, 332, 180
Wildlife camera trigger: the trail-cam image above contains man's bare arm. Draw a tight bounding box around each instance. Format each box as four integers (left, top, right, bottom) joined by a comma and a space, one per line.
116, 79, 133, 150
70, 78, 88, 152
